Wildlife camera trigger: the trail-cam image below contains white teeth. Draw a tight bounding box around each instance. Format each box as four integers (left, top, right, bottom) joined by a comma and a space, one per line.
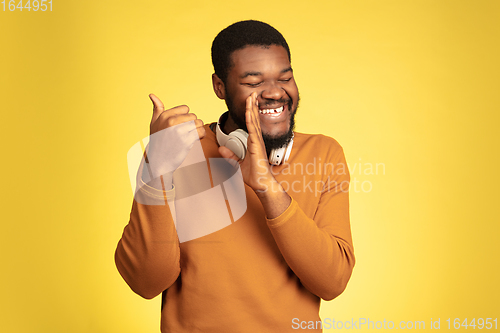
259, 106, 284, 114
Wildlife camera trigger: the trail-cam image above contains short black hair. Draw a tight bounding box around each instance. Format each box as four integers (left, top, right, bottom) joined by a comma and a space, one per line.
211, 20, 291, 84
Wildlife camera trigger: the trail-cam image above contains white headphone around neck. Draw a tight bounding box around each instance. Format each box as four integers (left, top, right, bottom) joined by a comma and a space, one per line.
215, 112, 293, 166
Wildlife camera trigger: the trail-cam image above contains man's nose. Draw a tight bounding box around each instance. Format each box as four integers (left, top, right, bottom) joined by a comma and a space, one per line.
261, 82, 285, 100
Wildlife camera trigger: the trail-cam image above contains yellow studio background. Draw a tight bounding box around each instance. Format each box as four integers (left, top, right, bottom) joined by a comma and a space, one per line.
1, 0, 498, 332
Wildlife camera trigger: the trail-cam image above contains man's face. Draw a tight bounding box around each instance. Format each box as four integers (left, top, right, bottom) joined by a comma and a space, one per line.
224, 45, 300, 151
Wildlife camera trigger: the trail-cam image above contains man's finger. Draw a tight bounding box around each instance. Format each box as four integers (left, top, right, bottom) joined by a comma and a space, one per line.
160, 105, 190, 120
149, 93, 165, 124
245, 95, 256, 135
160, 112, 196, 128
189, 119, 206, 139
149, 93, 164, 112
246, 92, 260, 138
251, 92, 262, 135
218, 146, 240, 166
149, 95, 190, 121
151, 104, 191, 132
196, 126, 206, 139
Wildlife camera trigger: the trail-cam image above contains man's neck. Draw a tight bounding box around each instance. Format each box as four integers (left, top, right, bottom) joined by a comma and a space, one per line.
222, 112, 239, 134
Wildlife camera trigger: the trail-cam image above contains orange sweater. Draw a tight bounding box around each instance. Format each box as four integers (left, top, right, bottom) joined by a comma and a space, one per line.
115, 124, 355, 332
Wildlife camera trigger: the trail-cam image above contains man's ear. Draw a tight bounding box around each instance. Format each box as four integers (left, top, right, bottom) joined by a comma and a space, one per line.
212, 73, 226, 100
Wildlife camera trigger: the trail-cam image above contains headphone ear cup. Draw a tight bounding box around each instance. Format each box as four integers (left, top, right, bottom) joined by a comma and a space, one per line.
226, 129, 248, 160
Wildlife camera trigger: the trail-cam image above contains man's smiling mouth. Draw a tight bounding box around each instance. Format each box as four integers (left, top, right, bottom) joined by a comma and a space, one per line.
258, 105, 284, 115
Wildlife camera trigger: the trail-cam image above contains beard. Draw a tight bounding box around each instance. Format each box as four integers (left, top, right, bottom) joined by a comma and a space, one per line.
225, 92, 299, 157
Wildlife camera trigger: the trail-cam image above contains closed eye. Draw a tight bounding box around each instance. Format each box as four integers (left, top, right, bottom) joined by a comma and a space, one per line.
244, 82, 262, 87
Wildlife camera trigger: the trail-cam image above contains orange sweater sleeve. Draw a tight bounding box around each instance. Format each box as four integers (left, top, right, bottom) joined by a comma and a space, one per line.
266, 147, 354, 301
114, 184, 180, 300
